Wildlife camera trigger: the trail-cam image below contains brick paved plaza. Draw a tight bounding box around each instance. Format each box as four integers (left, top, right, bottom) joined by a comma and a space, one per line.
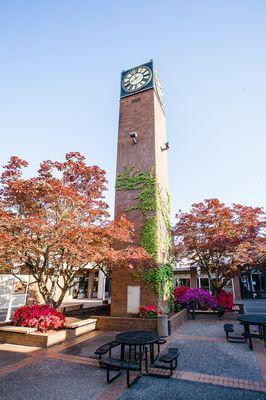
0, 320, 265, 400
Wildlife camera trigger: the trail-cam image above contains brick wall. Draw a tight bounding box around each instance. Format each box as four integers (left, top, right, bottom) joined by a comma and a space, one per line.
112, 82, 169, 316
94, 315, 157, 332
168, 309, 188, 335
95, 309, 188, 334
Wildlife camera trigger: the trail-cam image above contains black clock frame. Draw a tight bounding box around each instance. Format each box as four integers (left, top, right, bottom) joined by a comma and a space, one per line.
120, 61, 154, 98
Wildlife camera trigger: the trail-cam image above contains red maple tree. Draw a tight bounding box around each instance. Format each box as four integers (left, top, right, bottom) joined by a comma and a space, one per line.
173, 199, 265, 294
0, 153, 151, 308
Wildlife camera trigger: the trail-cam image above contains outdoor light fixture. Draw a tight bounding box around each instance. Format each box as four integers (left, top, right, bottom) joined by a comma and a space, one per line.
160, 142, 169, 151
129, 131, 138, 144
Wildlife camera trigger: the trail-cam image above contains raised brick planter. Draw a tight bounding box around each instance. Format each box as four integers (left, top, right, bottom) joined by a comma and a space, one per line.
95, 309, 188, 334
94, 315, 157, 332
168, 308, 188, 335
0, 318, 97, 348
187, 309, 240, 321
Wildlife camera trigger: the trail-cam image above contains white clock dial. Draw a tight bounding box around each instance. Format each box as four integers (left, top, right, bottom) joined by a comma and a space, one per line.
122, 66, 152, 93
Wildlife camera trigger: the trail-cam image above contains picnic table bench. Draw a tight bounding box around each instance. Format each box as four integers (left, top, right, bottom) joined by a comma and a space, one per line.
95, 330, 180, 387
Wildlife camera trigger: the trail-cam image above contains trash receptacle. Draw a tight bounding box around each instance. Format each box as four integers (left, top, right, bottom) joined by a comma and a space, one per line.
157, 314, 168, 337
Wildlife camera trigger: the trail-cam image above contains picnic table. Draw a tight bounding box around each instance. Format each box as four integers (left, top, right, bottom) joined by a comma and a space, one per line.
237, 314, 266, 350
96, 330, 180, 387
116, 330, 159, 364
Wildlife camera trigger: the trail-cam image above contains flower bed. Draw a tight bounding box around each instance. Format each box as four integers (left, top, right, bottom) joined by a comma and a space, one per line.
174, 286, 217, 311
0, 316, 96, 347
215, 289, 233, 311
13, 305, 65, 332
139, 305, 161, 319
173, 285, 238, 319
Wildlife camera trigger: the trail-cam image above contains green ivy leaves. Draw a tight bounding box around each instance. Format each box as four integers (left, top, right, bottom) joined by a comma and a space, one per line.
115, 165, 173, 299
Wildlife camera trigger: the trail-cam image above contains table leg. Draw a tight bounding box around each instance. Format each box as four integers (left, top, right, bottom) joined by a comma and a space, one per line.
120, 344, 125, 361
139, 345, 142, 373
245, 323, 253, 350
134, 345, 137, 361
145, 346, 149, 373
150, 343, 155, 364
262, 325, 266, 348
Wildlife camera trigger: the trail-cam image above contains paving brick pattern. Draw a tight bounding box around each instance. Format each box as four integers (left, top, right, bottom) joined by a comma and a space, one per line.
0, 320, 265, 399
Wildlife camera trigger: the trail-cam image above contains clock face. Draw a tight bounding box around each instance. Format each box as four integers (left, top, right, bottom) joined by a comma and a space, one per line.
122, 66, 152, 93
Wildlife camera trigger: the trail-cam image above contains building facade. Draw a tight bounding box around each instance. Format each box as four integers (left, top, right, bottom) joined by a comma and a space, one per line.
0, 268, 110, 322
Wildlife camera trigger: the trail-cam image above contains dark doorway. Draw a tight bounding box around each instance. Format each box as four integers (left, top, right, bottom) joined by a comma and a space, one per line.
77, 276, 88, 298
240, 269, 266, 299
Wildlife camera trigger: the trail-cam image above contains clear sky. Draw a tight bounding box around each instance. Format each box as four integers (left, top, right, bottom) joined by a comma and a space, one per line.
0, 1, 265, 222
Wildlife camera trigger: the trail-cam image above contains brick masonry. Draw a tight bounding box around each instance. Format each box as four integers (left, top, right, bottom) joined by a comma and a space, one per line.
0, 319, 96, 348
112, 70, 169, 316
168, 309, 188, 335
94, 309, 187, 334
94, 315, 157, 332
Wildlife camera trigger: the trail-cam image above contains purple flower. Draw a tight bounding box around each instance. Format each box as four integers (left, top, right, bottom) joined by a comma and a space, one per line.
178, 288, 217, 310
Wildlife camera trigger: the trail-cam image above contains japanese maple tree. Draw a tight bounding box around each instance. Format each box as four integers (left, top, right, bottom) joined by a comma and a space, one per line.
174, 199, 265, 294
0, 152, 151, 308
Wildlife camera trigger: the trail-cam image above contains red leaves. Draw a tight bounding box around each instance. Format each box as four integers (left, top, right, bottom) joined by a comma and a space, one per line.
1, 156, 28, 183
173, 199, 265, 290
0, 153, 110, 268
0, 153, 152, 306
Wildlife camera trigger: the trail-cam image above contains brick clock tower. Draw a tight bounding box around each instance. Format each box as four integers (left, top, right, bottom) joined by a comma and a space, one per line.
111, 61, 170, 316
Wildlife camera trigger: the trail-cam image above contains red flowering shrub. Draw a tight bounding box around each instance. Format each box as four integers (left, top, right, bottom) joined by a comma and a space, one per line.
139, 305, 161, 319
13, 305, 65, 332
173, 285, 190, 302
215, 289, 233, 310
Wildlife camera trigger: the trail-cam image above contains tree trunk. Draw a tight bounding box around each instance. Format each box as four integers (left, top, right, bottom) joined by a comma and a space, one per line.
37, 280, 58, 309
210, 278, 223, 296
54, 287, 69, 311
34, 273, 75, 311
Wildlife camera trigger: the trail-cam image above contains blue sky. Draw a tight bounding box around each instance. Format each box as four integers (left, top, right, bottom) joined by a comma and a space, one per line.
0, 1, 265, 221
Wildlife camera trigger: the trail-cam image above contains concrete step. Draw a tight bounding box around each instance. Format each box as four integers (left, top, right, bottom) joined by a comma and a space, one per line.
0, 326, 37, 334
65, 318, 97, 329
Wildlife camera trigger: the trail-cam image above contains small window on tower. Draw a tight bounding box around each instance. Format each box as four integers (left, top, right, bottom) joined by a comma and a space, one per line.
132, 97, 141, 103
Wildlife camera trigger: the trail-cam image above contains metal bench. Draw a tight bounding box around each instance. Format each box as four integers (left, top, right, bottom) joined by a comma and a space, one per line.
223, 324, 246, 343
145, 347, 180, 377
99, 357, 141, 387
95, 340, 120, 361
243, 331, 266, 350
156, 337, 167, 353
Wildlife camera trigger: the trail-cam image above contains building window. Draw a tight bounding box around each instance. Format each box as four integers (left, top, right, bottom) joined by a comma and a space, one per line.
199, 278, 210, 291
175, 278, 190, 287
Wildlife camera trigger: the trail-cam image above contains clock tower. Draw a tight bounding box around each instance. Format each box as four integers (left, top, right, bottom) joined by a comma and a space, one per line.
111, 61, 170, 316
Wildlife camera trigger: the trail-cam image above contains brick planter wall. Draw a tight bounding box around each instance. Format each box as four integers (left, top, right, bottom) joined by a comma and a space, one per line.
94, 315, 157, 332
187, 310, 240, 321
168, 308, 188, 335
0, 318, 96, 348
95, 309, 188, 334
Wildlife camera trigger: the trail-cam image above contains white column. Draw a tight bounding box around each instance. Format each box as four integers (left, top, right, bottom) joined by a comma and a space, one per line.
231, 278, 236, 299
5, 276, 15, 322
97, 270, 104, 299
102, 275, 106, 301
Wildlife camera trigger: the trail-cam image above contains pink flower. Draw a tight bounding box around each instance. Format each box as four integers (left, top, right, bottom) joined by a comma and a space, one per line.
139, 305, 160, 319
13, 305, 65, 332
